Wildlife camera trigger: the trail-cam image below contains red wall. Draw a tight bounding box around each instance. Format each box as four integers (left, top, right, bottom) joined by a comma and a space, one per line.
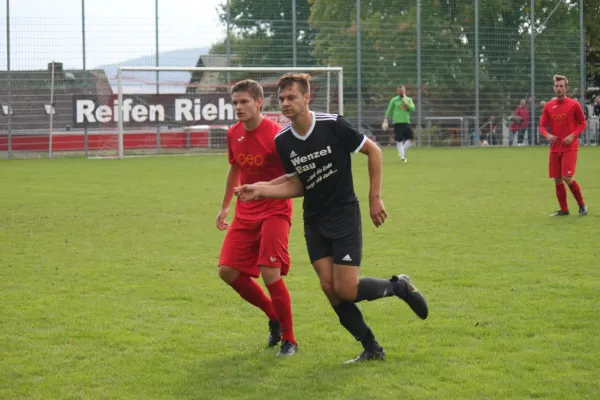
0, 131, 209, 151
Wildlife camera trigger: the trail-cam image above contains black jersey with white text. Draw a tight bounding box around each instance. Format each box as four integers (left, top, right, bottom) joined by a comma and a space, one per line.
274, 112, 367, 220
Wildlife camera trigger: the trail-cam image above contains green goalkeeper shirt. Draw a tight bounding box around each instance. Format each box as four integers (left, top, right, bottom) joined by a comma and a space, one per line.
385, 95, 415, 124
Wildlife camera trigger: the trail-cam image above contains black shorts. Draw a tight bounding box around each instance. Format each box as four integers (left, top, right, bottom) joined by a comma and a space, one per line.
304, 203, 362, 266
394, 123, 414, 142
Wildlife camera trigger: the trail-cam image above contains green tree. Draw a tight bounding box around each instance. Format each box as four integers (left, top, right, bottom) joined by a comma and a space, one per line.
308, 0, 585, 119
213, 0, 316, 67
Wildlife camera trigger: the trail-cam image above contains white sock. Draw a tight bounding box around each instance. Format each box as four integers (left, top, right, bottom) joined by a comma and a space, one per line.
404, 140, 413, 154
398, 142, 405, 159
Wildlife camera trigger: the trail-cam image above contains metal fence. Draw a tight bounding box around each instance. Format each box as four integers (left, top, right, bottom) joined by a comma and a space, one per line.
0, 0, 592, 159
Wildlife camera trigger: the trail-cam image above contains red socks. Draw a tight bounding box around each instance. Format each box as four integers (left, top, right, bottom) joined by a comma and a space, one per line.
556, 181, 585, 211
555, 183, 568, 212
568, 180, 585, 206
230, 274, 277, 321
229, 275, 296, 345
267, 279, 296, 345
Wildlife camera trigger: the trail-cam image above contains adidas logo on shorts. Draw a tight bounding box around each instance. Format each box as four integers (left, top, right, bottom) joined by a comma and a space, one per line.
342, 254, 352, 262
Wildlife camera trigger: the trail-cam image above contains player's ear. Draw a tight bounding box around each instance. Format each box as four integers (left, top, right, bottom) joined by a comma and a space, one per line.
305, 92, 311, 104
256, 97, 264, 110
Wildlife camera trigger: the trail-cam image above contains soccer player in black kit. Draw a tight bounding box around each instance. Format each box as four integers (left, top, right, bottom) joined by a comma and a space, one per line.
235, 73, 428, 363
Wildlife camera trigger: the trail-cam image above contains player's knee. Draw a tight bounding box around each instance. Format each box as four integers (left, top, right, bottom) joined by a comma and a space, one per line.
334, 283, 357, 302
218, 265, 239, 284
320, 280, 336, 297
259, 265, 281, 286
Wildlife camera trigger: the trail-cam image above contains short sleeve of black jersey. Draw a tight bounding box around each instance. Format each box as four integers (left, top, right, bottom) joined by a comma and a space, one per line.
275, 135, 298, 177
336, 116, 367, 153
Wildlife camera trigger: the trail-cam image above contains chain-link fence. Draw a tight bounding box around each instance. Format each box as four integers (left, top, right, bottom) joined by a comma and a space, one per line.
0, 0, 592, 159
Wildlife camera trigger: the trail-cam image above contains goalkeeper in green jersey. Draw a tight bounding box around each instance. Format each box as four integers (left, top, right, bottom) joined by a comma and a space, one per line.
381, 85, 415, 162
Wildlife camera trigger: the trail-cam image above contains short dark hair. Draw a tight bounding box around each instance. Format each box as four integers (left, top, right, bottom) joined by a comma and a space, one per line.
230, 79, 264, 100
553, 75, 568, 86
277, 73, 311, 94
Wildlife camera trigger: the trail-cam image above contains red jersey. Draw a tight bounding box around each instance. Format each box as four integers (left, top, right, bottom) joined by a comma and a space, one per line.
540, 97, 587, 152
227, 117, 292, 221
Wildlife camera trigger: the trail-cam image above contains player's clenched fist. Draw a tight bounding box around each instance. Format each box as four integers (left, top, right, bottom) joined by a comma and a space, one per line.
234, 185, 261, 201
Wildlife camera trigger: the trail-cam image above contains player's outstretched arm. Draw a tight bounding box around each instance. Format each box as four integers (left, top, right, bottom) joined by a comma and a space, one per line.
216, 165, 241, 230
261, 175, 304, 198
235, 175, 304, 201
359, 138, 387, 227
253, 175, 289, 186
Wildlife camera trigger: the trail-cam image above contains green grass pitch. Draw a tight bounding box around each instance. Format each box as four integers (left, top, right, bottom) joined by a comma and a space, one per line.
1, 147, 599, 399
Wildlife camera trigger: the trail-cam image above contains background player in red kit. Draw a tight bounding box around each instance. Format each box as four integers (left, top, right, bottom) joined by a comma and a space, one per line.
216, 79, 297, 356
540, 75, 588, 217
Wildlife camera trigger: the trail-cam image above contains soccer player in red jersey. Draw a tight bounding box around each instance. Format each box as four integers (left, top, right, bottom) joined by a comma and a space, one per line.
540, 75, 588, 217
216, 79, 297, 355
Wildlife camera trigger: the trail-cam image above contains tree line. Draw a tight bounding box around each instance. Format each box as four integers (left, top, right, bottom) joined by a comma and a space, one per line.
207, 0, 599, 121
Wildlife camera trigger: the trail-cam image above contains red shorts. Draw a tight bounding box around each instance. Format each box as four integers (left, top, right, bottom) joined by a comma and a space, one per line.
218, 217, 291, 278
549, 151, 578, 178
